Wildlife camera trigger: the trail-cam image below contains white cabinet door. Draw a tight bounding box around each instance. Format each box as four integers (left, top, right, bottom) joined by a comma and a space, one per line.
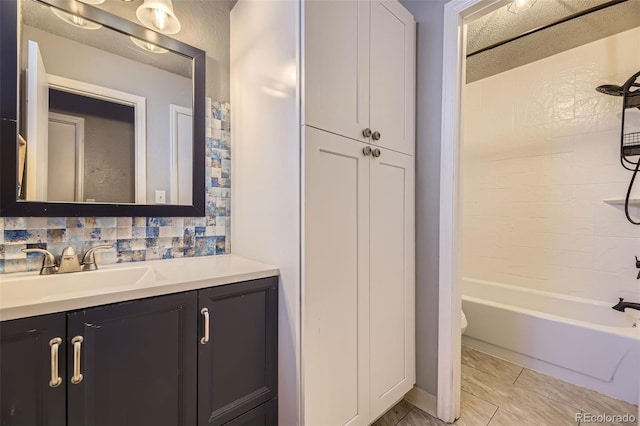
303, 126, 370, 426
304, 0, 370, 143
369, 1, 415, 155
369, 148, 415, 419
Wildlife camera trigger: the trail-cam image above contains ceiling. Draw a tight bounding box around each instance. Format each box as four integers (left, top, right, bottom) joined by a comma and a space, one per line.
466, 0, 640, 83
21, 0, 233, 79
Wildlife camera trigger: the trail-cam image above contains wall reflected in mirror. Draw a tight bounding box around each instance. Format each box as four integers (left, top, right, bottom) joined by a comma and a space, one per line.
18, 0, 194, 205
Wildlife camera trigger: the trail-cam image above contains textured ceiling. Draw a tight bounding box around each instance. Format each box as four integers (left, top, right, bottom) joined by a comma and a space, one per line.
466, 0, 640, 83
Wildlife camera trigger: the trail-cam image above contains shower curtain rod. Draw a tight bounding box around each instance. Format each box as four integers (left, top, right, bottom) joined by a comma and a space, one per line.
467, 0, 628, 58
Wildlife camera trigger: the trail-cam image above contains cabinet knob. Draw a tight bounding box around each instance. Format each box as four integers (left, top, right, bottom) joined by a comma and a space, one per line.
363, 146, 372, 156
372, 148, 381, 158
363, 128, 372, 138
372, 131, 381, 141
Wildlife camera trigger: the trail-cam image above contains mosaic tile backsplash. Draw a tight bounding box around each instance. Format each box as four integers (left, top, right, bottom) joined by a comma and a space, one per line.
0, 99, 231, 274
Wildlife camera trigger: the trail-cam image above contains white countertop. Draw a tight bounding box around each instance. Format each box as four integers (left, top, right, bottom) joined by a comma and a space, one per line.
0, 255, 279, 321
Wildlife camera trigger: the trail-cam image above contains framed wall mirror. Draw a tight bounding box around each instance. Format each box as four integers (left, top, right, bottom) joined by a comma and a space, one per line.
0, 0, 205, 216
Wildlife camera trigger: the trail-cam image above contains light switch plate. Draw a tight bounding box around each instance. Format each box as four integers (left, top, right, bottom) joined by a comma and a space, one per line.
155, 190, 166, 204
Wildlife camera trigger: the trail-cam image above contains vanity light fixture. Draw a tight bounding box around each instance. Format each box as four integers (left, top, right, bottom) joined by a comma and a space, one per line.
77, 0, 105, 4
507, 0, 537, 14
129, 36, 168, 54
50, 7, 102, 30
136, 0, 181, 34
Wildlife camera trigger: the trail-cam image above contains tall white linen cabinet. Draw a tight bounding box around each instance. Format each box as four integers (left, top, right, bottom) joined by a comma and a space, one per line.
231, 1, 416, 425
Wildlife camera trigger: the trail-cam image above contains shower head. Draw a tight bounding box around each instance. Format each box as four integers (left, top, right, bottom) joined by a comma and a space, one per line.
597, 71, 640, 97
596, 84, 624, 96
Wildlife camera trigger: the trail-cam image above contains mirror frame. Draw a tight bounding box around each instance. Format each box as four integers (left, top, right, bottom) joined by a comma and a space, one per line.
0, 0, 206, 217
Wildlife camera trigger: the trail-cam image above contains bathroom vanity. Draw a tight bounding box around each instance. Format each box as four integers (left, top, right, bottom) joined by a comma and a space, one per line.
0, 255, 279, 426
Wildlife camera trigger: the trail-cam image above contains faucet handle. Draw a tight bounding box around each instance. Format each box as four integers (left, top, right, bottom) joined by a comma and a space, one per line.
81, 245, 113, 271
22, 248, 59, 275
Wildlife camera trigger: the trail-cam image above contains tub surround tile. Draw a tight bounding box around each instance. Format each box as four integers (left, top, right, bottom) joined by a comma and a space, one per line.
514, 369, 638, 424
462, 364, 578, 426
463, 28, 640, 304
461, 346, 523, 384
373, 400, 415, 426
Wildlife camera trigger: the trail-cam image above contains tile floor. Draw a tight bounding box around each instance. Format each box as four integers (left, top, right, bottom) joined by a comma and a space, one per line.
374, 346, 638, 426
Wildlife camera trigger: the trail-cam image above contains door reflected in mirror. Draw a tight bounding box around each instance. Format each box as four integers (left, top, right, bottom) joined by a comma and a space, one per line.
19, 0, 194, 205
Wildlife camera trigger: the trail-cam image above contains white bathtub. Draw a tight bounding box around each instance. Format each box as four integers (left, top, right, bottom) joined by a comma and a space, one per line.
462, 277, 640, 405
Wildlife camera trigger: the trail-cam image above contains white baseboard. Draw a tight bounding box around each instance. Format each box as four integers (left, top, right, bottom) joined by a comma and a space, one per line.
404, 386, 438, 419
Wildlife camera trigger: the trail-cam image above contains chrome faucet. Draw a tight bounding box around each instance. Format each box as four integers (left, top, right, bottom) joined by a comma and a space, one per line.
21, 248, 59, 275
23, 245, 113, 275
612, 298, 640, 313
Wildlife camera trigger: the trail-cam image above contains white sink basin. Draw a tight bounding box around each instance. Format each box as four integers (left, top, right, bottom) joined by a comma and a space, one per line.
0, 266, 165, 308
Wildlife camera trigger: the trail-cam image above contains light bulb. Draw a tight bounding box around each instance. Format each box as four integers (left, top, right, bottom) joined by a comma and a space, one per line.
136, 0, 181, 34
507, 0, 537, 14
72, 15, 87, 26
152, 8, 168, 30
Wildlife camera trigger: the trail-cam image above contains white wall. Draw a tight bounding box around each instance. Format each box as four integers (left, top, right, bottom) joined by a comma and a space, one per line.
230, 1, 300, 424
399, 0, 447, 397
463, 27, 640, 303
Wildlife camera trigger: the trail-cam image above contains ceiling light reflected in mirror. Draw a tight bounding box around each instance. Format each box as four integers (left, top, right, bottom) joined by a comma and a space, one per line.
129, 36, 168, 53
136, 0, 181, 34
50, 7, 102, 30
507, 0, 537, 14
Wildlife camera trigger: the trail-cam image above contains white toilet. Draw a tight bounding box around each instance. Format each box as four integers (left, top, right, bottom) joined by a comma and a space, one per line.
461, 310, 468, 334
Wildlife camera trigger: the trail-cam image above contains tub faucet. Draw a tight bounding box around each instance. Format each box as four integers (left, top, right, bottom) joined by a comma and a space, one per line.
612, 298, 640, 313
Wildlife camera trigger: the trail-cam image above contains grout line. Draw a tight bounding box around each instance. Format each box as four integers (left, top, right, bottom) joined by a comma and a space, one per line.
394, 407, 414, 426
461, 389, 499, 415
486, 407, 499, 426
512, 367, 525, 385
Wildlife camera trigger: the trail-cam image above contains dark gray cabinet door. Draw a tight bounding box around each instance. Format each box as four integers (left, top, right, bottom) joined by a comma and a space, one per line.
224, 398, 278, 426
66, 291, 198, 426
198, 277, 278, 425
0, 313, 66, 426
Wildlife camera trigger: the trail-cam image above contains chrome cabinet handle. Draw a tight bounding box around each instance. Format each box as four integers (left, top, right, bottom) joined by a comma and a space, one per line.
363, 146, 372, 156
372, 148, 381, 158
200, 308, 210, 345
49, 338, 63, 388
372, 131, 381, 141
363, 128, 372, 138
70, 336, 84, 384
